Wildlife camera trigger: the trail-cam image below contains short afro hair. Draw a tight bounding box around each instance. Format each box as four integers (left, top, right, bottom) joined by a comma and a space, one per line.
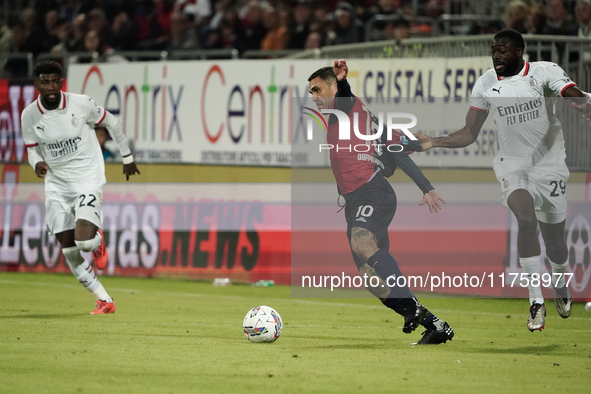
308, 66, 336, 85
493, 28, 525, 49
33, 60, 63, 77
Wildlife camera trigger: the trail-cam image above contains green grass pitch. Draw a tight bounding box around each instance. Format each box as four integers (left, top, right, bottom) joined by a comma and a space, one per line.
1, 272, 590, 393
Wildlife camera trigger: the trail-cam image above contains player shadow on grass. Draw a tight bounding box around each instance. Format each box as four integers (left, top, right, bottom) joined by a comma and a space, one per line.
467, 344, 561, 355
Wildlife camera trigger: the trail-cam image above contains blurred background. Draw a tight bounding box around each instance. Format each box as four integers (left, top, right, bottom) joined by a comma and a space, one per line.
2, 0, 591, 71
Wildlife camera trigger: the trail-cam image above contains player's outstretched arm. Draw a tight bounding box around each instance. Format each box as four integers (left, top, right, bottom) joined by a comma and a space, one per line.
415, 108, 488, 151
564, 85, 591, 124
389, 151, 444, 213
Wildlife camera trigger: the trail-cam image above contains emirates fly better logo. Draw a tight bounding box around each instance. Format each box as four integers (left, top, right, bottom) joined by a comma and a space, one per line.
302, 107, 418, 153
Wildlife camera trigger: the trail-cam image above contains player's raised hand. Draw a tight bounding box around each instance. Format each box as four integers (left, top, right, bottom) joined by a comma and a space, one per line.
35, 161, 48, 178
123, 162, 140, 181
414, 133, 434, 151
571, 102, 591, 124
419, 190, 446, 213
333, 59, 348, 81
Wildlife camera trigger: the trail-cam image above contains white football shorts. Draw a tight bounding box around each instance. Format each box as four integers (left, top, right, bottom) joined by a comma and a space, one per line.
493, 157, 569, 224
45, 189, 103, 234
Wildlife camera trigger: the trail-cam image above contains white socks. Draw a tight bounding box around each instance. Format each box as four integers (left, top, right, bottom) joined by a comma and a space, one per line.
74, 232, 102, 253
549, 259, 568, 288
62, 246, 112, 302
519, 256, 544, 305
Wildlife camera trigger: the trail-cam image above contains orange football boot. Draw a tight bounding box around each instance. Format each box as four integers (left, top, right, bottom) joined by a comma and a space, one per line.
91, 299, 116, 314
92, 229, 108, 270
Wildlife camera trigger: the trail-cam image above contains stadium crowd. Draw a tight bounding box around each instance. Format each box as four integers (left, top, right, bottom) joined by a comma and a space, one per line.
0, 0, 590, 63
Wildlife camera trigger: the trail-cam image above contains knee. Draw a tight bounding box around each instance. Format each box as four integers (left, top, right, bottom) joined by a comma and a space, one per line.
516, 215, 538, 234
351, 238, 374, 262
546, 243, 568, 263
351, 241, 367, 262
350, 227, 379, 262
62, 246, 84, 266
75, 238, 95, 253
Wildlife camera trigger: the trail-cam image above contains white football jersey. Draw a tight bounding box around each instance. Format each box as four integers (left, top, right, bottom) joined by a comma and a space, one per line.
470, 61, 576, 167
22, 92, 107, 194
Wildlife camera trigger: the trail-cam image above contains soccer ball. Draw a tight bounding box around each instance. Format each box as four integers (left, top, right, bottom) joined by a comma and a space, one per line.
242, 305, 283, 343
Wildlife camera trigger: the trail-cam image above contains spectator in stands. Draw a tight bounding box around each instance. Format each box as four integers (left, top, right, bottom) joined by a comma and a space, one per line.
175, 0, 212, 29
165, 11, 200, 50
70, 29, 127, 63
327, 2, 364, 45
278, 3, 294, 38
260, 6, 288, 50
419, 0, 443, 35
366, 0, 400, 39
219, 20, 244, 51
352, 0, 372, 22
87, 8, 112, 46
133, 0, 164, 50
0, 13, 12, 53
425, 0, 444, 19
505, 0, 529, 34
44, 9, 63, 51
304, 31, 323, 49
306, 17, 326, 45
111, 12, 137, 51
576, 0, 591, 37
391, 17, 411, 40
546, 0, 576, 35
20, 8, 48, 55
208, 0, 233, 30
45, 9, 60, 34
313, 3, 333, 36
203, 6, 243, 51
370, 0, 399, 16
69, 13, 88, 52
526, 2, 551, 61
398, 3, 432, 36
546, 0, 577, 62
156, 0, 175, 36
289, 0, 313, 49
49, 19, 73, 54
84, 29, 104, 55
55, 0, 86, 22
313, 4, 330, 25
203, 28, 222, 49
526, 2, 549, 34
241, 0, 267, 51
220, 8, 246, 51
575, 0, 591, 61
4, 22, 28, 77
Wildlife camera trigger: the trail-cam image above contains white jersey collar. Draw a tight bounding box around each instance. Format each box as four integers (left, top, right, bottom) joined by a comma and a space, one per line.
37, 91, 66, 114
497, 61, 530, 81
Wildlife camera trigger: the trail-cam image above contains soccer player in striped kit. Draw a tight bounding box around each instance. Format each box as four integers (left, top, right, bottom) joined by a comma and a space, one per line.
308, 60, 454, 344
22, 60, 140, 314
